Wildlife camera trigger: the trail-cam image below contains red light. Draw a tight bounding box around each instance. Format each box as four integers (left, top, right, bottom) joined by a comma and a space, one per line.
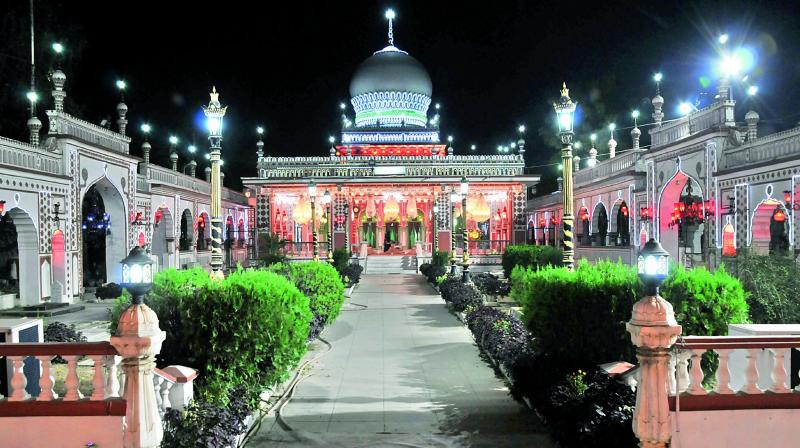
0, 200, 5, 215
538, 218, 545, 227
774, 209, 786, 222
154, 209, 163, 223
785, 191, 792, 204
621, 205, 628, 217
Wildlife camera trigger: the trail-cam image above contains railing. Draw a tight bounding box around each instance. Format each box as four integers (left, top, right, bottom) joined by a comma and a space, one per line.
0, 342, 124, 414
650, 101, 733, 148
574, 150, 643, 185
47, 111, 131, 154
285, 241, 331, 258
461, 239, 509, 255
669, 335, 800, 411
724, 127, 800, 170
0, 136, 64, 176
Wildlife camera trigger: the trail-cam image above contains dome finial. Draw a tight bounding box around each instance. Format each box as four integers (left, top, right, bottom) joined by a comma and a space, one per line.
561, 82, 569, 99
385, 9, 396, 46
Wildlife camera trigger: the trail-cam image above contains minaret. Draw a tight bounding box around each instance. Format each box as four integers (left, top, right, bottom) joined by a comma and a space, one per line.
142, 141, 151, 165
256, 127, 265, 161
27, 115, 42, 146
573, 154, 580, 172
447, 136, 454, 156
631, 110, 641, 150
117, 102, 128, 136
169, 136, 179, 171
205, 166, 212, 182
652, 73, 664, 126
187, 160, 197, 177
51, 69, 66, 112
745, 110, 759, 141
517, 124, 526, 155
608, 125, 617, 159
588, 134, 598, 167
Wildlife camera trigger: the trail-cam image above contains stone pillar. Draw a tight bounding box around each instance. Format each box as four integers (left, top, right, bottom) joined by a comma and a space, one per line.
111, 304, 166, 448
632, 126, 641, 150
51, 69, 67, 112
170, 152, 178, 171
626, 294, 682, 448
117, 102, 129, 136
745, 110, 759, 141
27, 117, 42, 146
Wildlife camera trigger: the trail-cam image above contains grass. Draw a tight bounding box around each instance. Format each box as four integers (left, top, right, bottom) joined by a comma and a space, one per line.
50, 362, 97, 397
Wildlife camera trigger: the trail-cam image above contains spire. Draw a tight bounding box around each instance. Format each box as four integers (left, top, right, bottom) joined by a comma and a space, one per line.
517, 124, 526, 155
631, 110, 641, 150
652, 73, 664, 126
385, 9, 396, 46
608, 125, 617, 159
51, 69, 66, 112
588, 134, 598, 167
573, 155, 581, 172
205, 166, 212, 182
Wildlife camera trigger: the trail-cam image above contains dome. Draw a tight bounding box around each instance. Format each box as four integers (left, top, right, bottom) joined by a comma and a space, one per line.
745, 110, 760, 122
349, 46, 432, 98
349, 46, 433, 128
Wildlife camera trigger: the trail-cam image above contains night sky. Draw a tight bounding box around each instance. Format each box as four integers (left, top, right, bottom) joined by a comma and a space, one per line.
2, 0, 800, 192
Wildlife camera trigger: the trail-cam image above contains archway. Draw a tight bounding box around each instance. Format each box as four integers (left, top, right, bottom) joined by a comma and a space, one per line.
591, 203, 608, 246
179, 209, 193, 251
658, 171, 704, 262
81, 179, 126, 287
0, 208, 38, 305
578, 207, 590, 245
52, 230, 66, 302
611, 201, 630, 246
197, 212, 210, 251
237, 217, 246, 248
751, 200, 788, 255
152, 207, 174, 271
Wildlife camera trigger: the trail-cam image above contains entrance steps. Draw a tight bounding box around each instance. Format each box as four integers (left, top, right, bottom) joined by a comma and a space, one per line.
364, 255, 417, 274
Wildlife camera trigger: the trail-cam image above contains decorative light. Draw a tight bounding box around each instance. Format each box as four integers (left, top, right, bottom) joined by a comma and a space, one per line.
608, 123, 616, 132
219, 159, 224, 166
518, 124, 526, 134
328, 136, 335, 144
720, 54, 743, 77
120, 246, 154, 304
204, 153, 210, 160
384, 197, 400, 221
293, 196, 312, 224
26, 91, 38, 103
339, 103, 346, 110
116, 80, 127, 91
140, 123, 151, 134
169, 135, 179, 145
747, 85, 758, 96
52, 42, 64, 54
257, 126, 264, 135
188, 145, 197, 153
407, 196, 418, 219
774, 209, 786, 222
590, 133, 597, 142
718, 33, 729, 45
653, 72, 663, 83
385, 8, 395, 19
448, 135, 453, 143
679, 102, 693, 116
631, 110, 640, 120
637, 238, 669, 296
470, 144, 476, 151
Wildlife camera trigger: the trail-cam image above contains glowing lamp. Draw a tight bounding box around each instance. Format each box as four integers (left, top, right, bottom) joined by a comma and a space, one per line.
257, 126, 264, 135
120, 246, 153, 304
538, 217, 546, 228
308, 181, 317, 198
52, 42, 64, 54
385, 8, 395, 19
553, 82, 576, 134
384, 197, 400, 221
621, 205, 629, 217
116, 80, 127, 91
784, 190, 792, 205
679, 102, 693, 116
141, 124, 151, 134
169, 136, 178, 145
188, 145, 196, 153
207, 117, 221, 135
637, 238, 669, 296
26, 91, 39, 103
653, 72, 663, 83
0, 200, 4, 216
774, 209, 786, 222
748, 85, 758, 96
460, 177, 469, 195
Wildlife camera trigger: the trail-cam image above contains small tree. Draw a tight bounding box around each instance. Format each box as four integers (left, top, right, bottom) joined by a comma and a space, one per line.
257, 232, 288, 266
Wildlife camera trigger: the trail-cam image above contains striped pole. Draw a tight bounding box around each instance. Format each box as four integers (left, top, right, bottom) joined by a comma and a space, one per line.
561, 140, 575, 271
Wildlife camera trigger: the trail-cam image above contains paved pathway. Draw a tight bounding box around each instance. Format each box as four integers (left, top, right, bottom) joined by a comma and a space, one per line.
249, 274, 551, 447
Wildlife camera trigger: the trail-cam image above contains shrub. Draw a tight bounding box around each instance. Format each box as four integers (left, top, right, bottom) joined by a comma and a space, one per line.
425, 264, 447, 283
728, 250, 800, 324
418, 263, 432, 277
660, 263, 749, 336
332, 248, 350, 274
44, 322, 87, 364
484, 315, 533, 370
341, 263, 363, 286
431, 250, 450, 267
161, 386, 252, 448
501, 245, 562, 279
267, 262, 345, 340
472, 272, 510, 297
445, 282, 484, 312
257, 232, 288, 267
95, 282, 122, 300
182, 269, 311, 405
438, 275, 463, 302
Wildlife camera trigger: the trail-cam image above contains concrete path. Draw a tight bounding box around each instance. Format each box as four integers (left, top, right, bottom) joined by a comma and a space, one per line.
249, 274, 552, 447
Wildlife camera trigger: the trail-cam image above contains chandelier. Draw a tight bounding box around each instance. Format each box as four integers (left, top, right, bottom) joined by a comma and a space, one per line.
293, 196, 312, 225
384, 197, 400, 221
407, 196, 418, 219
668, 183, 713, 228
467, 195, 491, 222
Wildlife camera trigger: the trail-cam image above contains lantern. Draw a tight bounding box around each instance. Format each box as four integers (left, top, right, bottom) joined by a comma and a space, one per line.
154, 209, 163, 226
120, 246, 154, 304
621, 205, 629, 217
293, 196, 312, 224
637, 238, 669, 296
722, 222, 736, 257
553, 83, 576, 134
774, 209, 786, 222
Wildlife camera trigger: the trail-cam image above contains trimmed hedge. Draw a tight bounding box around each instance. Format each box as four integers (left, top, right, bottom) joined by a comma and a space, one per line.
501, 245, 562, 278
728, 250, 800, 324
340, 263, 363, 286
432, 250, 450, 267
267, 262, 345, 339
472, 272, 510, 297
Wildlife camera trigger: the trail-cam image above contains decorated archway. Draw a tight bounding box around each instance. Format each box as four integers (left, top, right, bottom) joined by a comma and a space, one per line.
610, 201, 630, 246
591, 203, 608, 246
81, 178, 126, 286
657, 169, 704, 262
52, 229, 66, 302
577, 206, 590, 245
151, 206, 174, 271
750, 199, 789, 255
197, 211, 210, 251
0, 208, 38, 305
179, 209, 193, 251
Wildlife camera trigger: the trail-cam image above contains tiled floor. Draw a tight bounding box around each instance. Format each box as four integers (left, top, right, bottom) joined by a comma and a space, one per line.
248, 274, 552, 447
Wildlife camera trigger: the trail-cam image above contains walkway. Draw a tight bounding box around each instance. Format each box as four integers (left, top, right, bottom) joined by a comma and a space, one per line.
249, 274, 551, 447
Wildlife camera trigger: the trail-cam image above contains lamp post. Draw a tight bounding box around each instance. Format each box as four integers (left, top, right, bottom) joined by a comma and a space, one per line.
553, 83, 577, 271
450, 191, 458, 275
628, 238, 680, 448
325, 190, 334, 263
202, 87, 227, 280
120, 246, 154, 305
460, 177, 471, 283
309, 181, 319, 261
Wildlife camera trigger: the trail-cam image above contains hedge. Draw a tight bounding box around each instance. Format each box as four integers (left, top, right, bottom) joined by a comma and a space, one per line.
728, 250, 800, 324
501, 244, 562, 278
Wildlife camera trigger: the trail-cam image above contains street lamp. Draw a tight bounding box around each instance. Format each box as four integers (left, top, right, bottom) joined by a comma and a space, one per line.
553, 82, 577, 271
450, 191, 458, 275
460, 176, 471, 284
120, 246, 154, 305
637, 238, 669, 296
309, 181, 319, 261
202, 86, 228, 280
324, 190, 334, 263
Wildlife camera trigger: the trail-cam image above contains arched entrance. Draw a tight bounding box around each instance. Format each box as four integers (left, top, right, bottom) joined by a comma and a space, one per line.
81, 179, 126, 287
591, 203, 608, 246
578, 207, 590, 245
611, 201, 630, 246
197, 212, 210, 251
179, 209, 193, 251
52, 230, 66, 302
751, 200, 789, 255
658, 171, 704, 263
0, 208, 38, 306
152, 206, 174, 271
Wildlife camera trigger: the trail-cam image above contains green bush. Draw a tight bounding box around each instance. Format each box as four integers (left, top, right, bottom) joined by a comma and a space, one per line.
728, 250, 800, 324
182, 269, 311, 405
257, 232, 288, 266
332, 248, 350, 274
502, 245, 562, 279
431, 250, 450, 267
660, 264, 749, 336
267, 262, 345, 338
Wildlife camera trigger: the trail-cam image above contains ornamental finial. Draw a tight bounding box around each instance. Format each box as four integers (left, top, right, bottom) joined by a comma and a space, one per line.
561, 82, 569, 99
210, 86, 219, 103
385, 9, 396, 46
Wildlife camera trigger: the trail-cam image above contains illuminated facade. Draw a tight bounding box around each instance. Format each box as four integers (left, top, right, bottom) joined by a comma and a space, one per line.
244, 19, 538, 263
527, 79, 800, 268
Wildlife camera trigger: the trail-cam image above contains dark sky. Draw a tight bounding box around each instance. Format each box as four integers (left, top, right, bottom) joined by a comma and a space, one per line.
2, 0, 800, 191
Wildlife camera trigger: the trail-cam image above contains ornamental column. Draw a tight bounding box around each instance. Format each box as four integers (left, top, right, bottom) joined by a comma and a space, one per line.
202, 87, 227, 280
